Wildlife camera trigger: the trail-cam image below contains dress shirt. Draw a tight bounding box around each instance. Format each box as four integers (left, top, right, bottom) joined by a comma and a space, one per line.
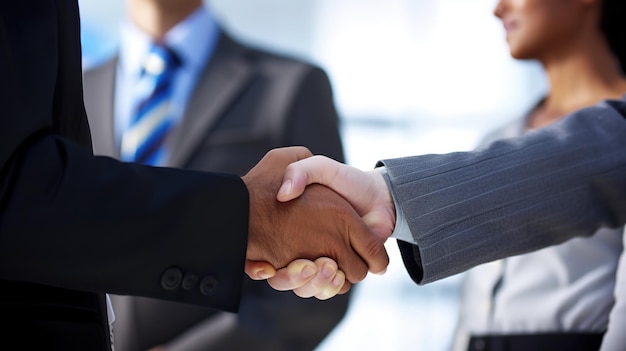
114, 6, 220, 148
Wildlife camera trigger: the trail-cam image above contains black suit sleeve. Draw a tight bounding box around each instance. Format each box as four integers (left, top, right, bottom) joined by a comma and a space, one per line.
0, 1, 247, 312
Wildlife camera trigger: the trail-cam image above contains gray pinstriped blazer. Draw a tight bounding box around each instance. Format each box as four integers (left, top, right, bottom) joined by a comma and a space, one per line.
381, 98, 626, 349
382, 98, 626, 284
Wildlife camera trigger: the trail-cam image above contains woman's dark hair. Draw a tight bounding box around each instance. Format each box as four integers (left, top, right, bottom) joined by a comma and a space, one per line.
601, 0, 626, 74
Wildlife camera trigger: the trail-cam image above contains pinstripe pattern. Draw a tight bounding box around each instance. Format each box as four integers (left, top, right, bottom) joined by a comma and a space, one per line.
121, 44, 180, 165
381, 99, 626, 285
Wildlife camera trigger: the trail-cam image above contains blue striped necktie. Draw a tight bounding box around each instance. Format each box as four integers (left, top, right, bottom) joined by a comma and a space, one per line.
121, 44, 181, 166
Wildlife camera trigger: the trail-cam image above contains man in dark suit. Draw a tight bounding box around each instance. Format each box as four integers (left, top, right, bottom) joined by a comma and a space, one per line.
82, 0, 350, 350
0, 2, 389, 350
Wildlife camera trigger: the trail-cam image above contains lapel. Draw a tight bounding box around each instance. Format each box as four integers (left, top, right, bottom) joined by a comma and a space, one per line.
165, 34, 254, 168
83, 57, 118, 158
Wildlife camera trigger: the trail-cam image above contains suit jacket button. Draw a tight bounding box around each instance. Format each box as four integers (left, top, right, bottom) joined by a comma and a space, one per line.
470, 337, 486, 351
161, 267, 183, 291
199, 276, 218, 296
182, 273, 199, 290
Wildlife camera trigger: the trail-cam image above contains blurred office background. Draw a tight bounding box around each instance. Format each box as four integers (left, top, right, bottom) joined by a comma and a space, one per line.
78, 0, 547, 349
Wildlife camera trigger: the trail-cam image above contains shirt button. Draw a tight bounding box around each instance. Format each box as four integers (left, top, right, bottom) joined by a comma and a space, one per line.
160, 267, 183, 291
199, 276, 219, 296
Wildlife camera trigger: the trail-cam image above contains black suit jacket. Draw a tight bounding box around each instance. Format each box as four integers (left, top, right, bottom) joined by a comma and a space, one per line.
0, 2, 250, 349
84, 32, 349, 351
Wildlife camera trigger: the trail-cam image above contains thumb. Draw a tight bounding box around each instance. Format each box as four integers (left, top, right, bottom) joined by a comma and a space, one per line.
276, 162, 312, 202
245, 260, 277, 280
277, 155, 337, 202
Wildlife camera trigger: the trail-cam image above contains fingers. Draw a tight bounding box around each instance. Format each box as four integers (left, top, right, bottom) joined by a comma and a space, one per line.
338, 280, 352, 295
347, 219, 390, 276
244, 260, 277, 280
334, 230, 371, 283
266, 259, 318, 291
303, 270, 348, 300
267, 258, 351, 300
293, 258, 347, 300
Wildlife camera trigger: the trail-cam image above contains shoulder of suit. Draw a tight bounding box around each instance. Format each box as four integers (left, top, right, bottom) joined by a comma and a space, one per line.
228, 35, 324, 81
477, 116, 527, 148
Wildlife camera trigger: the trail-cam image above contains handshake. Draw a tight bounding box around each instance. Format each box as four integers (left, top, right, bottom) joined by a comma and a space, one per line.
242, 146, 396, 300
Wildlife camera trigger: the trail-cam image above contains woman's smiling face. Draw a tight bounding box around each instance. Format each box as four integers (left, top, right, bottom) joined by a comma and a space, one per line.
493, 0, 595, 60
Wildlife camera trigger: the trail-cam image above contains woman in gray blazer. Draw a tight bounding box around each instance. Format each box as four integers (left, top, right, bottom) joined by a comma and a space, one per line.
452, 0, 626, 349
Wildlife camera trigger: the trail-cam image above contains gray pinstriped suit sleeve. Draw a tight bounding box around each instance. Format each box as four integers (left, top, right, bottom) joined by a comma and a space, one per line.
379, 98, 626, 285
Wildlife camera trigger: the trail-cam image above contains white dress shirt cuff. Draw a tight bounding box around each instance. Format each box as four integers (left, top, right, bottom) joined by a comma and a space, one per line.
376, 166, 414, 244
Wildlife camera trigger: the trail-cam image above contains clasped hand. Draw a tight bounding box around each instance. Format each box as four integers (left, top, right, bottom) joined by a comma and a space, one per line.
242, 146, 396, 300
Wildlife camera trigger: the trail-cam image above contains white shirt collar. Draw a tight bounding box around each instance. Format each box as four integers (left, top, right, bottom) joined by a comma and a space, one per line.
118, 6, 220, 79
